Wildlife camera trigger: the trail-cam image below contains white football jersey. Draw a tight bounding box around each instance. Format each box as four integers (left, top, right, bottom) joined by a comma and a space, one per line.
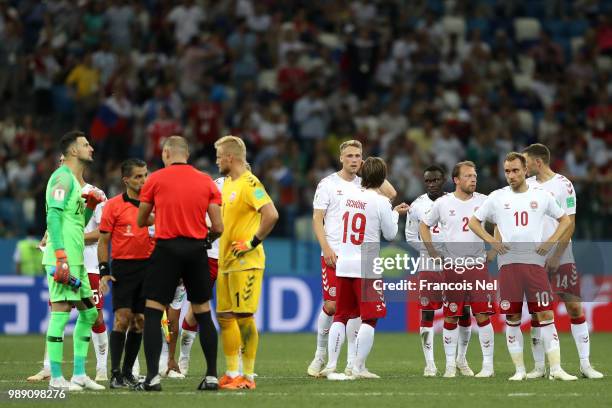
526, 174, 576, 264
422, 192, 487, 260
313, 172, 362, 254
82, 184, 107, 274
206, 177, 224, 260
336, 186, 399, 278
405, 193, 446, 272
474, 185, 565, 267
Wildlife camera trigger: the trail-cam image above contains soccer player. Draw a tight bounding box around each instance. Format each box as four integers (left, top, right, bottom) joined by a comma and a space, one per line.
405, 164, 449, 377
178, 176, 225, 376
159, 284, 187, 378
309, 140, 396, 377
28, 154, 109, 383
322, 157, 409, 379
43, 131, 105, 391
137, 136, 222, 391
214, 135, 279, 390
420, 161, 495, 378
468, 152, 577, 381
98, 159, 155, 388
523, 143, 603, 379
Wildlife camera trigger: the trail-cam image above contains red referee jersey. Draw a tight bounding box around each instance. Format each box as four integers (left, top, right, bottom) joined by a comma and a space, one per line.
139, 163, 221, 239
99, 192, 155, 259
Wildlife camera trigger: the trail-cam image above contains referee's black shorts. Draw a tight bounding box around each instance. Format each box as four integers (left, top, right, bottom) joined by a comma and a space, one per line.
111, 258, 149, 313
144, 237, 211, 305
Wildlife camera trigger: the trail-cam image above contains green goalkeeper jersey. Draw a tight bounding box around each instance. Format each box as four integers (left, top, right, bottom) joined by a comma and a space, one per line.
42, 165, 86, 266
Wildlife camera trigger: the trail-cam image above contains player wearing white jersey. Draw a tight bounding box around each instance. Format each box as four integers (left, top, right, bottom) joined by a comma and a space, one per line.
308, 140, 397, 377
321, 157, 409, 380
420, 161, 495, 378
469, 152, 576, 381
177, 176, 225, 376
27, 157, 108, 383
405, 165, 450, 377
523, 144, 602, 379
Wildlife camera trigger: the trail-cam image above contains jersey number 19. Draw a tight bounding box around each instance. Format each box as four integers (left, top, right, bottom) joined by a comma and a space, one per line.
342, 212, 366, 245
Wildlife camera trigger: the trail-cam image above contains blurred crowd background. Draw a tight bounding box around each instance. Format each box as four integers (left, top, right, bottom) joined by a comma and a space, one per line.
1, 0, 611, 241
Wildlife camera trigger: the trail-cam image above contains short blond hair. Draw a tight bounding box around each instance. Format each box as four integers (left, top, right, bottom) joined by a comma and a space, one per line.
214, 135, 247, 161
339, 139, 362, 154
163, 135, 190, 155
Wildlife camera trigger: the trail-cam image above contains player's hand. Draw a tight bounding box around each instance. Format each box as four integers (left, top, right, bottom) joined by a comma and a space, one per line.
536, 241, 553, 256
486, 248, 497, 262
231, 240, 255, 257
167, 359, 181, 375
81, 190, 103, 210
54, 249, 70, 284
39, 234, 47, 249
322, 245, 337, 267
544, 253, 561, 274
203, 236, 213, 250
491, 240, 509, 255
393, 202, 410, 215
100, 275, 115, 295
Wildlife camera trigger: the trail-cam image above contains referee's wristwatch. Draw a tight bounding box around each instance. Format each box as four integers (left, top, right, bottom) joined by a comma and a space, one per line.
99, 262, 110, 277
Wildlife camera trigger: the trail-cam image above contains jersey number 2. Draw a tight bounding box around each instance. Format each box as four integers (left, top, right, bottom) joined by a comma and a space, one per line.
342, 212, 366, 245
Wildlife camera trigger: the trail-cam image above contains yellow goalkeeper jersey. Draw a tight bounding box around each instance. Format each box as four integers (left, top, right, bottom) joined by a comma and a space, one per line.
219, 171, 272, 273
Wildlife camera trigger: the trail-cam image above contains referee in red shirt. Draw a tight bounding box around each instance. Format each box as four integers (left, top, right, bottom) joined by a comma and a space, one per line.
98, 159, 154, 389
136, 136, 223, 391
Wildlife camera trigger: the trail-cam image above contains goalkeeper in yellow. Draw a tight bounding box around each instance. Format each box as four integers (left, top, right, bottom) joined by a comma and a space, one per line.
214, 136, 279, 390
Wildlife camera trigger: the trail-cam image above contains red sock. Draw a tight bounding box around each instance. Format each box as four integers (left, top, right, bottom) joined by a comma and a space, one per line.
477, 318, 491, 327
531, 319, 540, 327
420, 320, 433, 328
92, 322, 106, 334
459, 318, 471, 327
570, 316, 586, 325
181, 320, 197, 331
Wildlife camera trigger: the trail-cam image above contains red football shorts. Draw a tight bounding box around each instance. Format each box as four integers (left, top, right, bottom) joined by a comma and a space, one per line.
418, 270, 444, 310
321, 256, 338, 301
334, 276, 387, 322
550, 263, 580, 297
498, 263, 554, 314
443, 265, 495, 317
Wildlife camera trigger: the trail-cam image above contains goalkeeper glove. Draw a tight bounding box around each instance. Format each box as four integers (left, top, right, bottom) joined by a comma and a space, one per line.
231, 236, 262, 257
81, 190, 103, 210
54, 249, 70, 285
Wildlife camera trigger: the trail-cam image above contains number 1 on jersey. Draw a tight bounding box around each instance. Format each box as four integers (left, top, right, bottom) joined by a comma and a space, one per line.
342, 211, 366, 245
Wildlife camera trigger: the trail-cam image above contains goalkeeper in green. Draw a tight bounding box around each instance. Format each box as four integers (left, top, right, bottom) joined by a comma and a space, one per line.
43, 131, 105, 391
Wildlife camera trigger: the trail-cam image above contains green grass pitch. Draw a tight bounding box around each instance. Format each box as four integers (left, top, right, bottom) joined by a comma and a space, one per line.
1, 333, 610, 408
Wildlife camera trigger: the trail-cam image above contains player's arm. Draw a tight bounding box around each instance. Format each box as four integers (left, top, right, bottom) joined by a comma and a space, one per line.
380, 199, 407, 240
97, 231, 114, 295
419, 221, 442, 259
313, 208, 336, 266
405, 206, 423, 251
137, 202, 153, 228
84, 228, 100, 245
468, 216, 508, 255
47, 171, 73, 284
536, 213, 571, 256
546, 214, 575, 272
379, 179, 397, 201
207, 203, 223, 241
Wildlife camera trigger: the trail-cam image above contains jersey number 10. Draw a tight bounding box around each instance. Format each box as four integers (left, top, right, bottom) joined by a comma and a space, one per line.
342, 212, 366, 245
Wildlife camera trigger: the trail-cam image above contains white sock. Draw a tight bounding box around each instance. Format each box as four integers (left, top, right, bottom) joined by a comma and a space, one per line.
179, 328, 197, 361
506, 323, 525, 373
91, 329, 108, 370
443, 325, 459, 368
457, 324, 472, 361
540, 323, 561, 371
315, 309, 333, 359
43, 346, 50, 372
570, 321, 590, 368
326, 322, 346, 369
159, 331, 169, 371
477, 322, 494, 366
346, 317, 361, 368
353, 324, 375, 372
530, 325, 545, 369
132, 354, 140, 376
420, 326, 435, 365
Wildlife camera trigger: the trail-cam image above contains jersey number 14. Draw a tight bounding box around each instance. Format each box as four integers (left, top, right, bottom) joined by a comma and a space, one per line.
342, 212, 366, 245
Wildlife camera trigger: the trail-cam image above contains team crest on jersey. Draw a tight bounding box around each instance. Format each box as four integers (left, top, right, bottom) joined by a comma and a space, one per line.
53, 188, 66, 201
448, 302, 458, 313
420, 296, 429, 306
504, 203, 510, 209
229, 191, 237, 202
449, 210, 456, 216
329, 286, 336, 297
530, 201, 538, 210
500, 300, 510, 310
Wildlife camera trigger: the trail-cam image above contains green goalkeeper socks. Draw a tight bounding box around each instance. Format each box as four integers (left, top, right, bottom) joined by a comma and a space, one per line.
73, 307, 98, 377
46, 311, 70, 379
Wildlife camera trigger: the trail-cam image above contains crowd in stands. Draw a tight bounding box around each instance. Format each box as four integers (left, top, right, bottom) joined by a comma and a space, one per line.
0, 0, 611, 239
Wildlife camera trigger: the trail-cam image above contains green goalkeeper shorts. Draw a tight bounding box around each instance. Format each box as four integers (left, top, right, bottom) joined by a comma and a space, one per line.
45, 265, 93, 303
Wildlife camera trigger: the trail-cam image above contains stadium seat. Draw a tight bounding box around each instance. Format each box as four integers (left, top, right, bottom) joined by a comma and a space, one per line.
442, 16, 466, 38
543, 19, 567, 39
514, 18, 541, 42
569, 20, 589, 37
513, 73, 533, 91
517, 109, 534, 134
